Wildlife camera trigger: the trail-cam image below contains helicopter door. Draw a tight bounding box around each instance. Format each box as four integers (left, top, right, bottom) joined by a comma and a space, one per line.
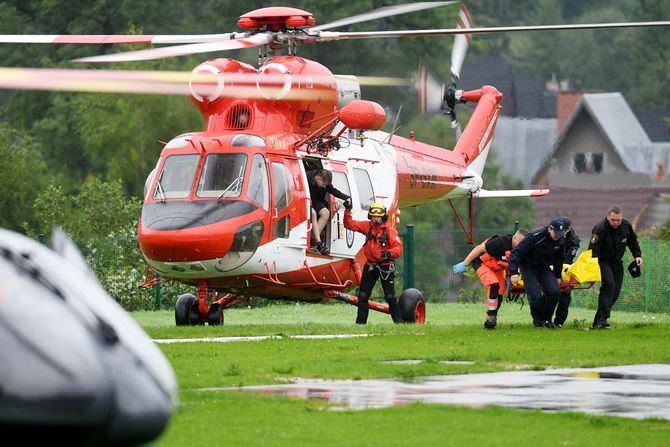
267, 157, 304, 248
328, 168, 354, 258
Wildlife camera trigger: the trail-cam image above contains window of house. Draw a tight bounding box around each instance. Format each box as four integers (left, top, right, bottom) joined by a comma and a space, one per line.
573, 152, 604, 174
573, 153, 587, 173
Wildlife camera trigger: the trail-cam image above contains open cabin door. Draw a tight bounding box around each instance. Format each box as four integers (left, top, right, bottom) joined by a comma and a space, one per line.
327, 162, 355, 258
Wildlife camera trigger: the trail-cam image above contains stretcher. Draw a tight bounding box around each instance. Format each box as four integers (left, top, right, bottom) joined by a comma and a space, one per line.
506, 250, 601, 301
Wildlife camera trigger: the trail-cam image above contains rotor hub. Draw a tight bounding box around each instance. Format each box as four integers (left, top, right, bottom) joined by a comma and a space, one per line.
238, 7, 315, 31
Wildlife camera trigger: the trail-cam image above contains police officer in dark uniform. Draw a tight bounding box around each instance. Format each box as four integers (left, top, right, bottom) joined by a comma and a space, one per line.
508, 218, 568, 328
552, 217, 581, 327
589, 205, 642, 329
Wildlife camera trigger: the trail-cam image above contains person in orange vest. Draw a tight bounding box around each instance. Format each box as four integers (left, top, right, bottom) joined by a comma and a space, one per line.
452, 229, 528, 329
344, 201, 403, 324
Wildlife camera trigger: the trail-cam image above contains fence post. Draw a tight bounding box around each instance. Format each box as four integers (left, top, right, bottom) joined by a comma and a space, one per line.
155, 274, 161, 310
643, 240, 650, 312
514, 221, 519, 232
403, 224, 414, 289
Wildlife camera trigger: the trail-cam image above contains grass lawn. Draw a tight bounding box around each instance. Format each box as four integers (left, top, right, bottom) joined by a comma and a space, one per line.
134, 303, 670, 446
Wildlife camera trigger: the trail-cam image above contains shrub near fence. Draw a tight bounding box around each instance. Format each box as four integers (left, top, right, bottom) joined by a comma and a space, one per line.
66, 228, 669, 314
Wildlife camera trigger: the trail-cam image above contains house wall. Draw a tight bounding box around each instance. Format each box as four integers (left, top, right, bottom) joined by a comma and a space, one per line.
550, 109, 628, 175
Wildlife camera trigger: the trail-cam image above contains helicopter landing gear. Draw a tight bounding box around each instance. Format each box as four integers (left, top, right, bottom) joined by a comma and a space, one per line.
326, 288, 426, 324
399, 288, 426, 324
175, 293, 196, 326
207, 303, 224, 326
174, 280, 249, 326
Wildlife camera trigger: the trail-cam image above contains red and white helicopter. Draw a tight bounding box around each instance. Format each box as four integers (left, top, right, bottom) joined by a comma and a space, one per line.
1, 2, 668, 325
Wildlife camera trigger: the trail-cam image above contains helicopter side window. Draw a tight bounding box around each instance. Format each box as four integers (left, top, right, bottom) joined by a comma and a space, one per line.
196, 153, 247, 198
247, 154, 269, 210
271, 162, 293, 211
231, 134, 266, 147
353, 168, 375, 210
331, 171, 351, 207
154, 154, 199, 200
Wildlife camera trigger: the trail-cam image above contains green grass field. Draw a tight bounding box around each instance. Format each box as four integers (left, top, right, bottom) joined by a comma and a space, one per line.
136, 303, 670, 446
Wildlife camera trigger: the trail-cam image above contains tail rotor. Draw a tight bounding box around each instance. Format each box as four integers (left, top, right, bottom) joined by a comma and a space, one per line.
417, 3, 472, 139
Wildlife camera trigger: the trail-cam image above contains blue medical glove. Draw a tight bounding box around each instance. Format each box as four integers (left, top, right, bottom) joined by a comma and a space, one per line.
452, 262, 467, 274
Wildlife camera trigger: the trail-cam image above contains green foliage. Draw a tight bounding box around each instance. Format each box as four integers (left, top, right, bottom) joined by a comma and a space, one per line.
0, 122, 49, 231
25, 176, 140, 238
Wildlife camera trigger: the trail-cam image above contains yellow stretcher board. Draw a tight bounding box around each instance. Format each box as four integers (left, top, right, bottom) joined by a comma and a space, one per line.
509, 250, 600, 294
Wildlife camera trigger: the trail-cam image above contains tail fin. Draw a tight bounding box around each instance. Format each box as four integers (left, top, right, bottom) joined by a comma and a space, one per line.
453, 86, 503, 177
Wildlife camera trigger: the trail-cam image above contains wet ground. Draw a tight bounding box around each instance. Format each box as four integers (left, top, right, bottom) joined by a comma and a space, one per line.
199, 364, 670, 420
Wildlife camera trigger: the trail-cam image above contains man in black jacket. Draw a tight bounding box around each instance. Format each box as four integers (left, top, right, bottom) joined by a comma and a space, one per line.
307, 169, 351, 255
508, 218, 567, 328
552, 217, 581, 328
589, 206, 642, 329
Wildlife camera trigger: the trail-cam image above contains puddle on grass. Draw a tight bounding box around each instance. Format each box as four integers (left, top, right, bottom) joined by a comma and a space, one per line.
198, 364, 670, 420
382, 360, 475, 365
153, 334, 371, 344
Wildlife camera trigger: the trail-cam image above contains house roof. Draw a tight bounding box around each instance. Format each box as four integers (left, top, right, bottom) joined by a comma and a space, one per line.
533, 93, 670, 182
460, 55, 556, 118
490, 117, 557, 184
634, 109, 670, 142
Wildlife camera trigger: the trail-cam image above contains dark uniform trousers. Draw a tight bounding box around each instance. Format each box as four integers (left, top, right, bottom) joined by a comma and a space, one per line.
357, 263, 401, 324
594, 259, 624, 326
520, 265, 560, 327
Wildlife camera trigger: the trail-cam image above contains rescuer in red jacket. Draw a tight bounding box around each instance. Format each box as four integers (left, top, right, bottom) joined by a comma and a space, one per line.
452, 229, 527, 329
344, 202, 403, 324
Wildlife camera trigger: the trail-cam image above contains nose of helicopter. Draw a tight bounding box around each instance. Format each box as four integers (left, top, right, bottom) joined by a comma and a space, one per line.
138, 201, 265, 273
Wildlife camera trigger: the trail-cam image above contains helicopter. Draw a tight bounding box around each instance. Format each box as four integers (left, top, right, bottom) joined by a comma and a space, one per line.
1, 2, 668, 327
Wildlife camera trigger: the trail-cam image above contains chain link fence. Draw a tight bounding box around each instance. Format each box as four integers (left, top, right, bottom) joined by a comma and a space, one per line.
396, 227, 669, 314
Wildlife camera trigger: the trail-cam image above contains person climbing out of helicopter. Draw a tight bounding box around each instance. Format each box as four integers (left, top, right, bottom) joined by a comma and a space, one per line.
452, 229, 528, 329
343, 201, 403, 324
307, 168, 351, 255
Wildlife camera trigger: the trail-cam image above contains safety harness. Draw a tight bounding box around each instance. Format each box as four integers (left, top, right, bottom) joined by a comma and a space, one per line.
366, 227, 396, 280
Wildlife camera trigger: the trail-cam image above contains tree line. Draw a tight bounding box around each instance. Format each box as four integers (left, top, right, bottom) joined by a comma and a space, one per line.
0, 0, 667, 238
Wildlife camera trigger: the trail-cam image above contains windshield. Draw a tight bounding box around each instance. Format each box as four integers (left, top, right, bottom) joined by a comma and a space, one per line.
154, 154, 199, 200
196, 153, 247, 198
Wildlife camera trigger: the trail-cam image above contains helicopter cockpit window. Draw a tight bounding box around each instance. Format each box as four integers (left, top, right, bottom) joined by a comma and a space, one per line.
247, 154, 269, 210
231, 134, 266, 147
196, 153, 247, 198
154, 154, 199, 200
271, 162, 293, 212
353, 168, 375, 210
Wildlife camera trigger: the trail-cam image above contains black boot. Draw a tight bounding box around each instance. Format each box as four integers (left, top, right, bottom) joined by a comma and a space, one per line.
386, 296, 403, 324
356, 293, 369, 324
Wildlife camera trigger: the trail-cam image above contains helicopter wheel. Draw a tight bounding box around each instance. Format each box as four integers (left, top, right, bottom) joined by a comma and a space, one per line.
399, 288, 426, 324
175, 293, 197, 326
207, 303, 224, 326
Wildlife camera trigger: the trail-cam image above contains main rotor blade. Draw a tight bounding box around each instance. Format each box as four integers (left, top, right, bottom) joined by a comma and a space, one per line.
450, 3, 473, 83
74, 33, 271, 63
316, 20, 670, 41
0, 33, 238, 45
0, 67, 407, 98
310, 1, 455, 32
